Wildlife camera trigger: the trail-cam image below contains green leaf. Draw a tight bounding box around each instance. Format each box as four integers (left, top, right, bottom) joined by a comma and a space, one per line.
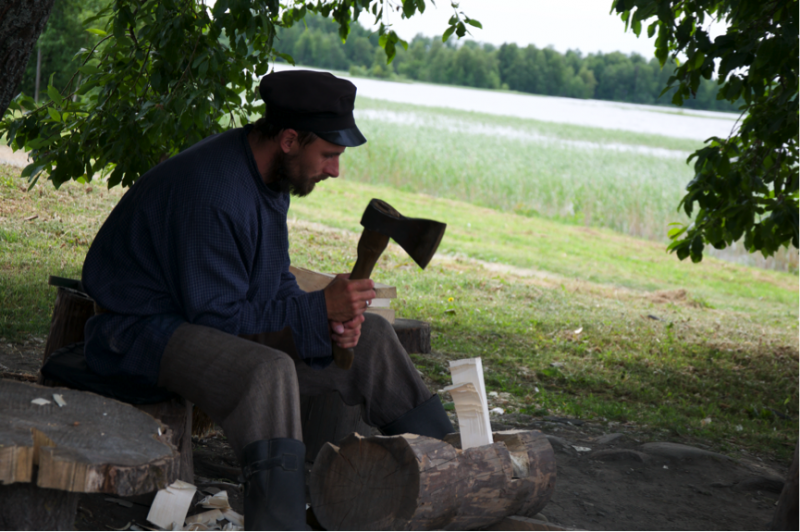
442, 26, 455, 42
465, 18, 482, 29
47, 84, 63, 106
86, 28, 108, 36
47, 108, 62, 122
78, 65, 102, 76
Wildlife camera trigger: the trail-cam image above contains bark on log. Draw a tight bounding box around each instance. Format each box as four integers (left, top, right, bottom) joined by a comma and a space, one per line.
0, 379, 178, 530
300, 391, 375, 463
392, 318, 431, 354
309, 429, 556, 531
42, 287, 95, 366
0, 0, 55, 117
771, 442, 799, 531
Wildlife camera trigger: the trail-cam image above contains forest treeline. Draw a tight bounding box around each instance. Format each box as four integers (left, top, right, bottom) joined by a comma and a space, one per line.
18, 3, 738, 114
277, 16, 740, 112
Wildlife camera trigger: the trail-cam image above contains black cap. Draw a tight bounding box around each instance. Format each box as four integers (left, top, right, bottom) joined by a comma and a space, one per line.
259, 70, 367, 147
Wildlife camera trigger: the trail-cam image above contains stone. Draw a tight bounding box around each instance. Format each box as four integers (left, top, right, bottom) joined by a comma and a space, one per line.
734, 475, 785, 494
593, 433, 626, 445
639, 442, 732, 463
545, 435, 576, 456
588, 449, 650, 463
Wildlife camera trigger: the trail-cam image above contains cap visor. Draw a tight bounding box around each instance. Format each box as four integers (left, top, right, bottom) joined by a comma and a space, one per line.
315, 126, 367, 147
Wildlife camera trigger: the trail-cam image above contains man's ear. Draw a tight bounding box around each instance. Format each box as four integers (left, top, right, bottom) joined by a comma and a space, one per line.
279, 129, 298, 153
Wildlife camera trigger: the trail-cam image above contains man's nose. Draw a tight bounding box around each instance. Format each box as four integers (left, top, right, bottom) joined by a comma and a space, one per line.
326, 157, 340, 178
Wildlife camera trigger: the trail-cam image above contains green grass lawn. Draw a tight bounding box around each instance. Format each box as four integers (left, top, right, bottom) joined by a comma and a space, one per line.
1, 162, 796, 461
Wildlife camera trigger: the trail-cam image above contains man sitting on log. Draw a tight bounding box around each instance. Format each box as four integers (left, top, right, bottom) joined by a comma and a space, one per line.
80, 70, 454, 530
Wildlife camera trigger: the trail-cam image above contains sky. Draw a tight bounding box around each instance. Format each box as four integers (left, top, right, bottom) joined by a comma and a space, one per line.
361, 0, 727, 58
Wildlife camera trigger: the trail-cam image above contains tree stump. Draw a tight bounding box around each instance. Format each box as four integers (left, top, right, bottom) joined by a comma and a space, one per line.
0, 379, 178, 530
392, 318, 431, 354
40, 277, 194, 483
41, 286, 95, 367
309, 429, 556, 531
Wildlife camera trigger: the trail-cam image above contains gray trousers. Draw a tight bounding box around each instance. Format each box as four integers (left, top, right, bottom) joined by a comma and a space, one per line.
157, 313, 432, 460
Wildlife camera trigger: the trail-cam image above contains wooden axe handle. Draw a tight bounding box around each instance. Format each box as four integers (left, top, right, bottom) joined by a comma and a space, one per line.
332, 229, 390, 370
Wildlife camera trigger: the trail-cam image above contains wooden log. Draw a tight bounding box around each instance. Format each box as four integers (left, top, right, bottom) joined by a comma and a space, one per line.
310, 433, 460, 531
0, 379, 178, 530
309, 429, 556, 531
771, 441, 798, 531
392, 318, 431, 354
137, 398, 195, 484
42, 286, 94, 366
300, 391, 375, 463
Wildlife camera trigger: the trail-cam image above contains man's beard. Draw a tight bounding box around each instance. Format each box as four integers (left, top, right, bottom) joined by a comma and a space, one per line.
270, 151, 317, 197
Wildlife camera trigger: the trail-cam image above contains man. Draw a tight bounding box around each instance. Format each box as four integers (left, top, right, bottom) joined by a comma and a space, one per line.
81, 70, 453, 530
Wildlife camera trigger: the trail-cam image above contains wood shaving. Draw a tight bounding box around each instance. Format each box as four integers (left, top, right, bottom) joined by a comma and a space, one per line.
31, 397, 51, 406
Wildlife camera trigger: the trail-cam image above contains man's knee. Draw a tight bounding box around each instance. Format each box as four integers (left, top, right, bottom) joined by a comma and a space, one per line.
248, 349, 297, 385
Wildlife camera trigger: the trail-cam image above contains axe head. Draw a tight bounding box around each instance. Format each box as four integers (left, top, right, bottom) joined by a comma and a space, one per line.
360, 199, 446, 269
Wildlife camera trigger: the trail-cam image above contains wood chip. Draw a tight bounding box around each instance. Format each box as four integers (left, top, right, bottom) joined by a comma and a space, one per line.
221, 509, 243, 527
31, 397, 51, 406
23, 214, 38, 221
197, 490, 229, 510
146, 480, 197, 530
53, 393, 67, 407
185, 510, 223, 526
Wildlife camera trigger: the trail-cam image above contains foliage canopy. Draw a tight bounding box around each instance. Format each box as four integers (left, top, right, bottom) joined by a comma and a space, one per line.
1, 0, 477, 189
612, 0, 798, 261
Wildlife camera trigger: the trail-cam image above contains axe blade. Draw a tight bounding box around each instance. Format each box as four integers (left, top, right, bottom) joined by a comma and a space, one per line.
360, 199, 446, 269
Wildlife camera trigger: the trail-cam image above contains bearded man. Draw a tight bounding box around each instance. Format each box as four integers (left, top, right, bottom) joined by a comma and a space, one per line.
80, 70, 453, 530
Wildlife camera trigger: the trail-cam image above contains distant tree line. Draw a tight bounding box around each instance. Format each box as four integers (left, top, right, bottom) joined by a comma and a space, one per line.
277, 16, 740, 112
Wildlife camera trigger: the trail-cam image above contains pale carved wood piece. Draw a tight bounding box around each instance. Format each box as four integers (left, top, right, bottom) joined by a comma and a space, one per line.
446, 358, 493, 449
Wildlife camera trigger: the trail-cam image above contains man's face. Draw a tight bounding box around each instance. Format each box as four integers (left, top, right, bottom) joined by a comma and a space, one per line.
274, 137, 346, 197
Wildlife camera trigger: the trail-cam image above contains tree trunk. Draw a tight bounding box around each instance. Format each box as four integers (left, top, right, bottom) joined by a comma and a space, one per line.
0, 0, 55, 117
393, 318, 431, 354
771, 442, 799, 531
309, 430, 556, 531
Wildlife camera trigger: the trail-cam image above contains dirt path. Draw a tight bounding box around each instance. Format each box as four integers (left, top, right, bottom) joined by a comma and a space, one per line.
0, 145, 29, 168
2, 344, 788, 530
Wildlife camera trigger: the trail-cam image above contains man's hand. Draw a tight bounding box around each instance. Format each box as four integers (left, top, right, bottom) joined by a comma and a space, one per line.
329, 315, 364, 349
324, 274, 375, 323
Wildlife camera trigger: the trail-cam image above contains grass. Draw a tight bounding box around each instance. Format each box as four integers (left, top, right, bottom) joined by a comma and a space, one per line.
346, 97, 797, 272
2, 161, 796, 461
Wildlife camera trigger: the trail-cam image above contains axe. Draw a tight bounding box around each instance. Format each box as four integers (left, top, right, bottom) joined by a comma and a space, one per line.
333, 199, 446, 370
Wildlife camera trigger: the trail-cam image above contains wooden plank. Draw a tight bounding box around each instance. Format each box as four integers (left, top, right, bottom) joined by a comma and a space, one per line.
289, 265, 397, 299
447, 358, 493, 449
443, 382, 493, 450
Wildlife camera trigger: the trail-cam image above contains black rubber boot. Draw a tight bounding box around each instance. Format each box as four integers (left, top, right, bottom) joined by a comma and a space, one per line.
380, 394, 454, 439
242, 438, 306, 531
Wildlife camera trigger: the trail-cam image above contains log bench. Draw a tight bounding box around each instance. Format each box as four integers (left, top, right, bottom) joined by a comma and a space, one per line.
0, 379, 178, 530
43, 276, 434, 467
309, 429, 557, 530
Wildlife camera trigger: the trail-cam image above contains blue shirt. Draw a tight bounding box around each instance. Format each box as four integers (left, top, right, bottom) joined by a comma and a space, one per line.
82, 126, 332, 385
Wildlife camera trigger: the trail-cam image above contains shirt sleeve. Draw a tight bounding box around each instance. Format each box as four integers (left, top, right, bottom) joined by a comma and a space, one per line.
174, 204, 332, 364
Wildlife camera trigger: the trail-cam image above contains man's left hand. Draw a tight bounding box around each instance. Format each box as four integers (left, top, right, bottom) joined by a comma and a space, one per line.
329, 314, 365, 349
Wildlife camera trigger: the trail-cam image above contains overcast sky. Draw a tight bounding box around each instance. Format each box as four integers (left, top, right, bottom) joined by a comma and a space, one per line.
361, 0, 726, 57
